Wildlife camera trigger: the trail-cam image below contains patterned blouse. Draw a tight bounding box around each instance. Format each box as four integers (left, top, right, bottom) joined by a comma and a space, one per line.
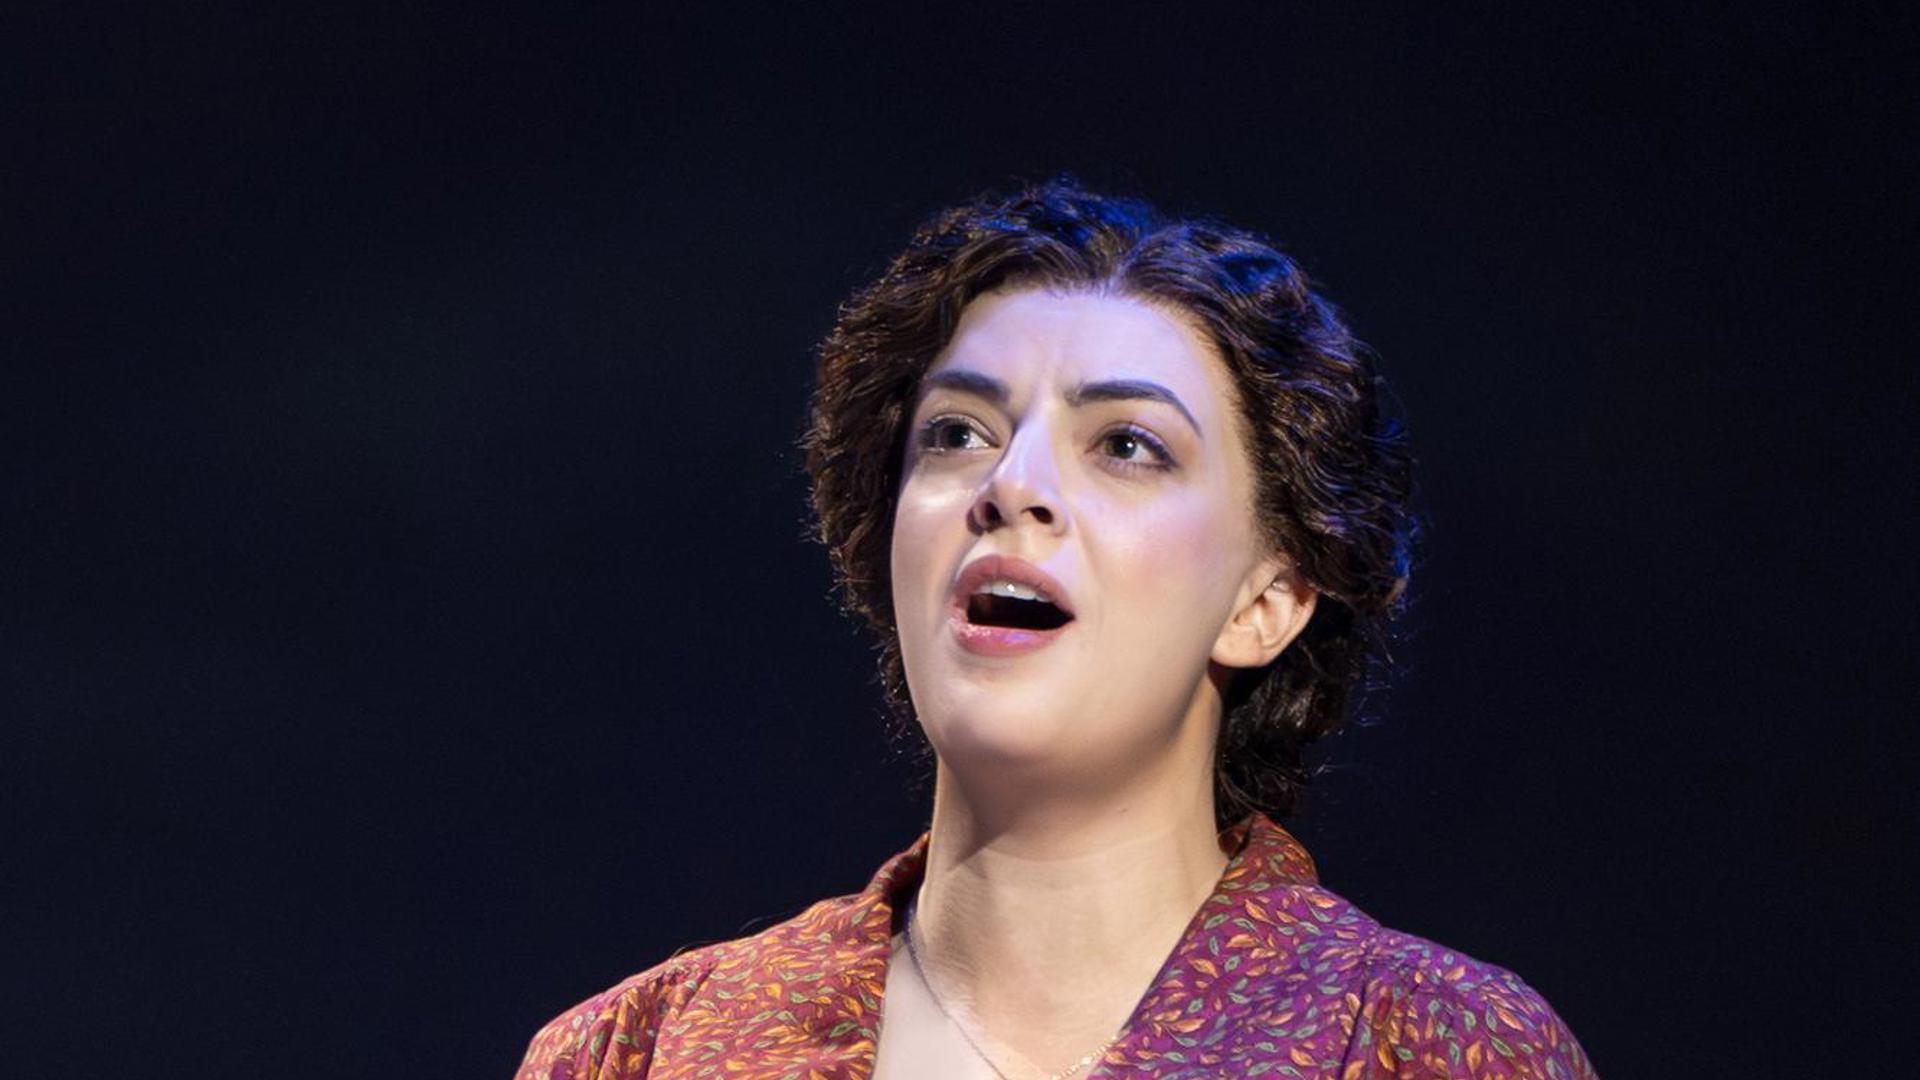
513, 814, 1599, 1079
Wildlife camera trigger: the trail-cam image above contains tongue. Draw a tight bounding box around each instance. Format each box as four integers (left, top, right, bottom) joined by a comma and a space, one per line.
967, 594, 1071, 630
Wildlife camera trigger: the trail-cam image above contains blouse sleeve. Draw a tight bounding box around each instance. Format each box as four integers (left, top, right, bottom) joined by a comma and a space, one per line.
512, 964, 695, 1080
1342, 958, 1601, 1079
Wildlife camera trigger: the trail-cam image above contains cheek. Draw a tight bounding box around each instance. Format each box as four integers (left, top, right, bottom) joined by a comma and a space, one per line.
1098, 486, 1243, 618
889, 477, 971, 622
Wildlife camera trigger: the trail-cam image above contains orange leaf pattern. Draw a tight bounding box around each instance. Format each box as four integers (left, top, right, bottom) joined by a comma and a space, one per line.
513, 814, 1599, 1079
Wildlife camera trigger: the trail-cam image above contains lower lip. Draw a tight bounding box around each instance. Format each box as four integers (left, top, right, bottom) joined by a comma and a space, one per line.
949, 605, 1073, 656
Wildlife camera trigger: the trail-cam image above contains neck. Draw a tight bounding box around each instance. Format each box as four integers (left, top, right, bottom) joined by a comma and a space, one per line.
907, 722, 1231, 1069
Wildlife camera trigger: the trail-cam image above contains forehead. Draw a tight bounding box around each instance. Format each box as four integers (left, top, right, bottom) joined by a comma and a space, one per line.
924, 287, 1235, 415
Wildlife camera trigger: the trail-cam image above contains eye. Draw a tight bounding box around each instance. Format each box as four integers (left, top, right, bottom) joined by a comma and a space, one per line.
917, 415, 991, 453
1099, 424, 1176, 473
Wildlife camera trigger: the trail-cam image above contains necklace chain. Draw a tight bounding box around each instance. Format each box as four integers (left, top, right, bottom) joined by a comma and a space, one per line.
901, 896, 1120, 1080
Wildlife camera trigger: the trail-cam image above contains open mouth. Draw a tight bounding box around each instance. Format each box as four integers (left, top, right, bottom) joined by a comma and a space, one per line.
949, 554, 1076, 648
964, 593, 1074, 632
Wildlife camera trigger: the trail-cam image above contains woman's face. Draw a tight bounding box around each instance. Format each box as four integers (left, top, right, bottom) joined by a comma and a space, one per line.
890, 286, 1314, 793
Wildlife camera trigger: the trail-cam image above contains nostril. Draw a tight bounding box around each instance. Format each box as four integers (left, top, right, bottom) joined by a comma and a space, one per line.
971, 498, 1056, 532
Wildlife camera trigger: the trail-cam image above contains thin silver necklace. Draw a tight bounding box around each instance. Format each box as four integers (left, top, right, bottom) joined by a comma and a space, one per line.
901, 895, 1120, 1080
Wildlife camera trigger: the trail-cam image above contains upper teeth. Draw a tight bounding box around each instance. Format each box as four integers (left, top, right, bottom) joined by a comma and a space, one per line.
973, 579, 1052, 603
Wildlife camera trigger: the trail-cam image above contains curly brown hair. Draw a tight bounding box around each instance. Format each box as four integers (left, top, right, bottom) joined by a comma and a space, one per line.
797, 178, 1420, 832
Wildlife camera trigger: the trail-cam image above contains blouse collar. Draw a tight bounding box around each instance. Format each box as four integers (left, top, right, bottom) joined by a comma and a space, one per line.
678, 814, 1332, 1079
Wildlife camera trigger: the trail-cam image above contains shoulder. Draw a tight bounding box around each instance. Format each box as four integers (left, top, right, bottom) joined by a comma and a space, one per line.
510, 892, 868, 1080
510, 951, 707, 1080
1345, 926, 1601, 1079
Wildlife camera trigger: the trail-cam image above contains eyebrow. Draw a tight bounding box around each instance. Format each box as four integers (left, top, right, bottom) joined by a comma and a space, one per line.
919, 369, 1204, 440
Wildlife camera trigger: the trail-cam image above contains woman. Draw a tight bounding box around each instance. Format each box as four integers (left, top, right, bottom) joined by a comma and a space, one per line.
513, 180, 1600, 1079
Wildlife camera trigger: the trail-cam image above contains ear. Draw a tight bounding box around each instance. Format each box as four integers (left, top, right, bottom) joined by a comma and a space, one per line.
1211, 553, 1317, 670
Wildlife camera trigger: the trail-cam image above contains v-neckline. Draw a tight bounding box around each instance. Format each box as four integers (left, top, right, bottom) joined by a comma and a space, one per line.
856, 815, 1304, 1080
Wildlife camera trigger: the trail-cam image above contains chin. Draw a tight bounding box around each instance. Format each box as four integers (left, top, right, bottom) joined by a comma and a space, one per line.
922, 686, 1080, 767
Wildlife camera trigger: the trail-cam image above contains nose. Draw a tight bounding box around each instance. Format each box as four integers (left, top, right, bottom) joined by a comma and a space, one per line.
968, 421, 1067, 535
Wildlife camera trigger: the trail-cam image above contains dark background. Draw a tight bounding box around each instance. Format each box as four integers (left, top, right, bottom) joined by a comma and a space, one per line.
6, 3, 1913, 1077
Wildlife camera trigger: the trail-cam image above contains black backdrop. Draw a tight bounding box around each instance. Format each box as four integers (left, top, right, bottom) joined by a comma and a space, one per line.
6, 4, 1913, 1077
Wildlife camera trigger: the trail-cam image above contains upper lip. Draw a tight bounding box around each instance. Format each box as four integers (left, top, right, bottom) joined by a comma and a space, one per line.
950, 554, 1076, 619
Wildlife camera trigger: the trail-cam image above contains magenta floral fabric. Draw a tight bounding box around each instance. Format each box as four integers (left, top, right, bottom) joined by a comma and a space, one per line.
514, 814, 1599, 1078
